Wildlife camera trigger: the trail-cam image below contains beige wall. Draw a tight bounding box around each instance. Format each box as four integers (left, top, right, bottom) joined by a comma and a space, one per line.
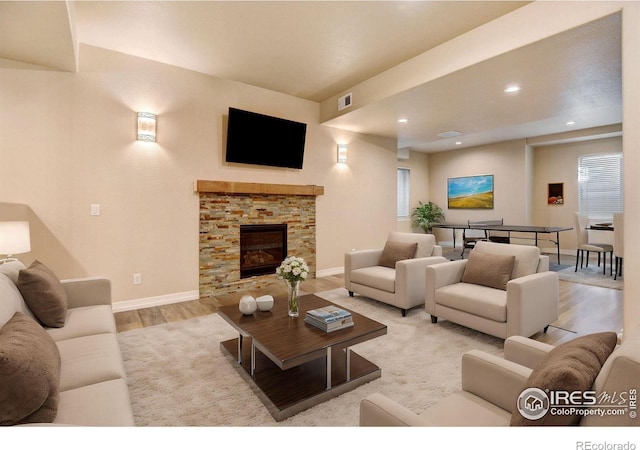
397, 150, 430, 233
532, 136, 622, 251
0, 45, 397, 304
427, 139, 530, 245
621, 2, 640, 335
425, 135, 623, 252
1, 2, 639, 332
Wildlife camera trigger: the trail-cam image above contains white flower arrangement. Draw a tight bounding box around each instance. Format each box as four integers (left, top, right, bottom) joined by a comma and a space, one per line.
276, 256, 309, 284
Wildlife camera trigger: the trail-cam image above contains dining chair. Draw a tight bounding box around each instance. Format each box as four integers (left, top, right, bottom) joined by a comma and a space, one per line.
613, 213, 623, 280
573, 212, 613, 274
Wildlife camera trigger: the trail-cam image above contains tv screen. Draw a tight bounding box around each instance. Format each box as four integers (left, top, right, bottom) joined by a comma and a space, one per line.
225, 107, 307, 169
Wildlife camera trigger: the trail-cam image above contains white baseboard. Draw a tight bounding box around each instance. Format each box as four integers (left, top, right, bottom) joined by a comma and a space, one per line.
316, 267, 344, 277
112, 290, 200, 313
540, 247, 582, 258
111, 269, 346, 313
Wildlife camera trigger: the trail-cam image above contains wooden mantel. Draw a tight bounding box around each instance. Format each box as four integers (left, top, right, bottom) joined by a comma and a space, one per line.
194, 180, 324, 196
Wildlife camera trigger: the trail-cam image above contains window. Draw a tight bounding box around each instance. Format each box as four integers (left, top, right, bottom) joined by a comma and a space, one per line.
578, 153, 623, 222
397, 167, 410, 219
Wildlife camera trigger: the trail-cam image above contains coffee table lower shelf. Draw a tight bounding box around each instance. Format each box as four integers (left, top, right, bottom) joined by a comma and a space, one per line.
220, 337, 381, 422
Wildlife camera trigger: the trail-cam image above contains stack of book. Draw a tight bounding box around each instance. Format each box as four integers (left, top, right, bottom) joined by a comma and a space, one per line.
304, 305, 353, 332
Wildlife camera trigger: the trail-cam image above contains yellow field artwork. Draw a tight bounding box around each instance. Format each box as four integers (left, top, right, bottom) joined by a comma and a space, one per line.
448, 192, 494, 209
447, 175, 494, 209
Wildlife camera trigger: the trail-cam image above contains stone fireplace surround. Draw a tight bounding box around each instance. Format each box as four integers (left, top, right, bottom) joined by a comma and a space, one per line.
196, 180, 324, 298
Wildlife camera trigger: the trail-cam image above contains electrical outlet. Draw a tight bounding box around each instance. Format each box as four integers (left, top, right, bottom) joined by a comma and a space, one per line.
90, 204, 101, 216
133, 273, 142, 285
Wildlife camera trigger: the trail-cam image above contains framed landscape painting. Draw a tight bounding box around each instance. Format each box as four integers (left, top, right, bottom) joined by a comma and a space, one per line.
447, 175, 494, 209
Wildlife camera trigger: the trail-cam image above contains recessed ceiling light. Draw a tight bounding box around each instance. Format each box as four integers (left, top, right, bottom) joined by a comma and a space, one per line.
566, 121, 576, 126
455, 141, 462, 145
504, 85, 521, 94
397, 118, 408, 124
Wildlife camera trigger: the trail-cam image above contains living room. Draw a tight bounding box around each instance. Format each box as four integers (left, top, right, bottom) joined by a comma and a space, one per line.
1, 0, 639, 443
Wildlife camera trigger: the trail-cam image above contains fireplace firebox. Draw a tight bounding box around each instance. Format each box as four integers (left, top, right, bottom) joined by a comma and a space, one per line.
240, 224, 287, 278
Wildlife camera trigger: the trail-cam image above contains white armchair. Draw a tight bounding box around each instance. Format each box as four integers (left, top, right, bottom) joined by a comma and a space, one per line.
345, 232, 448, 316
361, 328, 639, 427
426, 241, 558, 339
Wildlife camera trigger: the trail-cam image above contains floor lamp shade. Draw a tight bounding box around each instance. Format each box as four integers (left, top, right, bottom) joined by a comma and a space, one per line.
0, 221, 31, 257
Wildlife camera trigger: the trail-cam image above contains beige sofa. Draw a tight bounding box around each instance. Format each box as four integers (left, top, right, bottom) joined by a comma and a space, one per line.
360, 328, 640, 426
425, 241, 559, 339
0, 260, 134, 426
345, 232, 448, 316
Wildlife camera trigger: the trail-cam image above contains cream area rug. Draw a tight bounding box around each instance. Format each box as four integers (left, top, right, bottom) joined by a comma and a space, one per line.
557, 265, 623, 290
117, 288, 504, 426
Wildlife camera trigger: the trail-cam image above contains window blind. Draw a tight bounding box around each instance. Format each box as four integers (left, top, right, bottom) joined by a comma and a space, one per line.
577, 153, 623, 221
397, 168, 410, 219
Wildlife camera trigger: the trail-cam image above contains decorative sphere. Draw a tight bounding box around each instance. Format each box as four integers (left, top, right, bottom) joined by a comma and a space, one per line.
256, 295, 274, 312
238, 295, 257, 315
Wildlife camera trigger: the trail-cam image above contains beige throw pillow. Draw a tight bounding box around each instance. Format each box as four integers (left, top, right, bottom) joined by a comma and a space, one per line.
0, 312, 61, 425
511, 332, 618, 426
461, 251, 515, 290
17, 260, 68, 328
379, 241, 418, 268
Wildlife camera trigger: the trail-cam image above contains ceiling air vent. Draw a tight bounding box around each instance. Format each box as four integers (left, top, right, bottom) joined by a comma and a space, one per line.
338, 93, 352, 111
437, 130, 463, 138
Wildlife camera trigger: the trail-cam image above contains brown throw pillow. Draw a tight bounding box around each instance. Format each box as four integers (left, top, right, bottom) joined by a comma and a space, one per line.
511, 332, 618, 426
461, 251, 515, 290
0, 312, 61, 425
379, 241, 418, 268
17, 260, 68, 328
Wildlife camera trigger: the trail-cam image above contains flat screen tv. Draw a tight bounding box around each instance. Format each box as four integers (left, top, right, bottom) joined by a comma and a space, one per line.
225, 107, 307, 169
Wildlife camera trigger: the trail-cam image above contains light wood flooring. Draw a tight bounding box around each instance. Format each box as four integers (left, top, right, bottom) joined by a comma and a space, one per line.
114, 252, 623, 346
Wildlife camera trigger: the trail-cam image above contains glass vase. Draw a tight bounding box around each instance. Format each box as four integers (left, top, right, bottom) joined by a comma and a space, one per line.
287, 280, 300, 317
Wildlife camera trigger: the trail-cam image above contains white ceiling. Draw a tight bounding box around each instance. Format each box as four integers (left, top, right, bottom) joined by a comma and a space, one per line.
0, 1, 622, 153
325, 11, 622, 152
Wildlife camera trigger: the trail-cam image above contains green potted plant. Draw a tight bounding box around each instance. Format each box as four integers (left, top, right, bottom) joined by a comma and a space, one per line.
411, 201, 445, 233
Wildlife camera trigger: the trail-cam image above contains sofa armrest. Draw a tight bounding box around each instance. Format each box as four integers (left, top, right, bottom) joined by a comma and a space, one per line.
345, 249, 383, 271
432, 245, 443, 257
61, 277, 112, 309
536, 255, 550, 272
425, 259, 467, 313
360, 393, 432, 426
395, 256, 448, 309
504, 336, 554, 369
461, 350, 532, 414
345, 249, 383, 290
505, 271, 559, 338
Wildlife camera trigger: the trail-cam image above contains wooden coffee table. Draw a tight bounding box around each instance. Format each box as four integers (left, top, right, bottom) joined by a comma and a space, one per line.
218, 293, 387, 421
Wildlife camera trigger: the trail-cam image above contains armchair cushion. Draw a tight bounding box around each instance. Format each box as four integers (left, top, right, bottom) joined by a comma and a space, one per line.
461, 251, 515, 290
473, 241, 540, 278
379, 241, 417, 268
17, 260, 67, 328
350, 266, 396, 293
436, 283, 507, 322
511, 331, 618, 426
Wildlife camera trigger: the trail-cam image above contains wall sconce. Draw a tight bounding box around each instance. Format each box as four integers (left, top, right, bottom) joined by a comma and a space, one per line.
337, 144, 348, 164
137, 112, 157, 142
0, 221, 31, 264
